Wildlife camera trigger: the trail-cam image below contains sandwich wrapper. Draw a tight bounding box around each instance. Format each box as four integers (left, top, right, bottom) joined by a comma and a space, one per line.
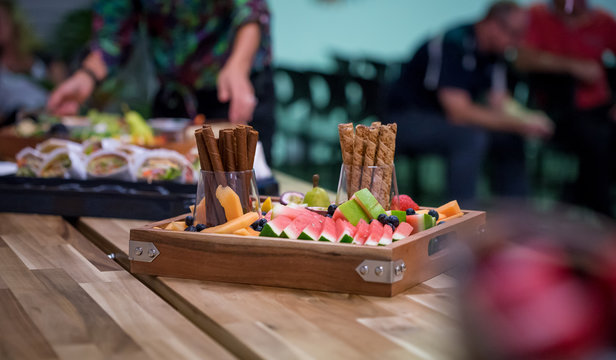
37, 147, 86, 180
85, 149, 134, 181
132, 149, 194, 184
15, 147, 44, 177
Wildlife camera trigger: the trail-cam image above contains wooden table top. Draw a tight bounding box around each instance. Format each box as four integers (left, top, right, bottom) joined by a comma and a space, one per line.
78, 217, 464, 360
0, 213, 234, 360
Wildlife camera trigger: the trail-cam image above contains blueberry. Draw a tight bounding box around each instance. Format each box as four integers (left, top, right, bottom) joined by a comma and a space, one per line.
437, 221, 445, 226
184, 225, 197, 232
325, 214, 333, 218
185, 215, 194, 226
377, 213, 387, 224
195, 224, 207, 232
262, 211, 267, 216
327, 204, 337, 216
405, 208, 416, 215
250, 220, 260, 230
258, 218, 268, 226
386, 215, 399, 228
255, 226, 263, 232
428, 209, 439, 221
49, 123, 69, 135
386, 223, 396, 231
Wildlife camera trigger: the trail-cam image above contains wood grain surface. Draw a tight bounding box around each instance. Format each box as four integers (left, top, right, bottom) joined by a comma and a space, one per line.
79, 216, 466, 360
0, 213, 234, 360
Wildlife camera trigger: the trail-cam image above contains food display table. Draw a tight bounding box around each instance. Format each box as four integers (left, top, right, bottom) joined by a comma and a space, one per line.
0, 213, 233, 359
1, 168, 463, 359
0, 212, 461, 359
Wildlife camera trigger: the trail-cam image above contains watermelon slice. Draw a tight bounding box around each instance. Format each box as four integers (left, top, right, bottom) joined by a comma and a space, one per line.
318, 217, 337, 242
365, 220, 384, 246
406, 214, 435, 234
352, 219, 370, 245
335, 219, 356, 243
378, 224, 393, 246
272, 204, 311, 220
332, 207, 344, 222
298, 220, 323, 241
280, 216, 312, 239
392, 222, 413, 241
259, 216, 292, 238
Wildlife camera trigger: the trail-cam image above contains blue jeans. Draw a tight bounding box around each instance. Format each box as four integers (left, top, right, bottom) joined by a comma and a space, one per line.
389, 109, 528, 207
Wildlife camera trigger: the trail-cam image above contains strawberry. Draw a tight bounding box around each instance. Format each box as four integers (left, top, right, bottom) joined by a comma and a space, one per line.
391, 194, 419, 211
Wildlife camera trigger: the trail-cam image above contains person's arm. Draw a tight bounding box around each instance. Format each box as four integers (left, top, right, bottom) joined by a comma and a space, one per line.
438, 88, 553, 137
217, 23, 261, 124
516, 47, 602, 84
217, 0, 270, 124
47, 0, 136, 115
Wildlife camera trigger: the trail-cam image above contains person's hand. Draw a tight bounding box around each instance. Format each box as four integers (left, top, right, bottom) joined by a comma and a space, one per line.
47, 70, 95, 116
217, 63, 257, 124
519, 113, 554, 139
567, 59, 602, 84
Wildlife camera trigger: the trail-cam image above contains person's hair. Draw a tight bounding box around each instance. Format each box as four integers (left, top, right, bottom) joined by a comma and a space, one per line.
483, 1, 521, 22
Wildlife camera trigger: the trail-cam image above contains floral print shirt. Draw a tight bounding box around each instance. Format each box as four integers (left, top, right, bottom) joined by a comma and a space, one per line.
92, 0, 271, 89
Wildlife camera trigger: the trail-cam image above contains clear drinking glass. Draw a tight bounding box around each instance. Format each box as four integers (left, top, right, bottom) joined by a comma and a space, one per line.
194, 170, 261, 227
335, 164, 399, 210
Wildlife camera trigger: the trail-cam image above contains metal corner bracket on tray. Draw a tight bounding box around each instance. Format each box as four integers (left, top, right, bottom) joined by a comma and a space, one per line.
355, 259, 406, 284
129, 240, 160, 262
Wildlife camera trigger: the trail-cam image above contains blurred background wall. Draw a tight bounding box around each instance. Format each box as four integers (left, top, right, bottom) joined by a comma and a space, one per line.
20, 0, 616, 68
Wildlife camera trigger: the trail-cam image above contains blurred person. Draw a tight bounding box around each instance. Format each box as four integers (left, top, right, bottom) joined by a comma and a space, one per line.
47, 0, 274, 160
0, 0, 48, 125
516, 0, 616, 216
388, 1, 553, 208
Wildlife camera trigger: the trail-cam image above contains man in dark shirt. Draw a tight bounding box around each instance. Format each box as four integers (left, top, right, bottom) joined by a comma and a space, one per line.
389, 1, 552, 207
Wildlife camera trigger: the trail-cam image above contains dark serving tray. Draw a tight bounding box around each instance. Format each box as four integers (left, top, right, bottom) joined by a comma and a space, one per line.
0, 175, 278, 220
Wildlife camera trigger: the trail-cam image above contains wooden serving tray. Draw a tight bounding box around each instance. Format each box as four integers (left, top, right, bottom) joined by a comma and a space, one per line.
129, 209, 485, 297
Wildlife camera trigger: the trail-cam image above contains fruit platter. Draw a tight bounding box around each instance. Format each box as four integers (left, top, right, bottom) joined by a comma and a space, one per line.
128, 123, 486, 296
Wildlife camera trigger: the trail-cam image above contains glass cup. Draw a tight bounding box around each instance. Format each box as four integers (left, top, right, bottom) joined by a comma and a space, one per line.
194, 169, 261, 227
336, 164, 400, 210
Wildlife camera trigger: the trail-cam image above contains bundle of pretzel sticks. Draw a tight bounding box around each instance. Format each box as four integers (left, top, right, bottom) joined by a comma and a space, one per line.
194, 124, 258, 174
194, 124, 259, 224
338, 122, 397, 209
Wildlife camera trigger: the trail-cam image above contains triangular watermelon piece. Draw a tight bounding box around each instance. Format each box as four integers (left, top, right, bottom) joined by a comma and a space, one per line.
406, 213, 434, 234
378, 224, 393, 246
335, 219, 356, 243
352, 219, 370, 245
393, 222, 413, 241
280, 216, 312, 239
318, 217, 337, 242
365, 220, 384, 246
332, 207, 344, 222
298, 220, 323, 240
260, 216, 291, 238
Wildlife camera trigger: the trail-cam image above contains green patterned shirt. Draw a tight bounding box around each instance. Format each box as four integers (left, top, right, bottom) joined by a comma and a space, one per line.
92, 0, 271, 89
